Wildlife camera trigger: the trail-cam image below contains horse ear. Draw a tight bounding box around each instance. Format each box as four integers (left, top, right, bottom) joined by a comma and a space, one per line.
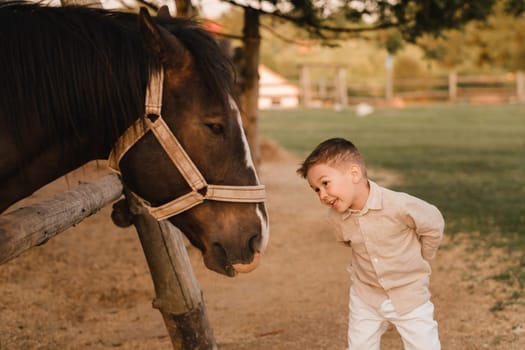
139, 6, 192, 82
157, 5, 171, 20
139, 7, 164, 58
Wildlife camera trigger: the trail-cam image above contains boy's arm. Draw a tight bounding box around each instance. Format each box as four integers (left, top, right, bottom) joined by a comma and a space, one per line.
404, 196, 445, 261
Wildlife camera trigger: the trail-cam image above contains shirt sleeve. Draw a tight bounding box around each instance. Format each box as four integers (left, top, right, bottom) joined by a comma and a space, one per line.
403, 195, 445, 260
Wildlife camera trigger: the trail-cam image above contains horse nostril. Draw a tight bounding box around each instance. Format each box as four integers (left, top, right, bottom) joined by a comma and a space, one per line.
210, 242, 235, 276
248, 233, 262, 254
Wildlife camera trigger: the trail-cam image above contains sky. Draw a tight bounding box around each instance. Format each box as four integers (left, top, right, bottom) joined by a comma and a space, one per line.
105, 0, 231, 18
195, 0, 231, 18
40, 0, 230, 18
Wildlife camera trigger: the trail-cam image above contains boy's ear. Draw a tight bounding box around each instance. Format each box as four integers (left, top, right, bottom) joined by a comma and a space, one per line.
349, 164, 363, 183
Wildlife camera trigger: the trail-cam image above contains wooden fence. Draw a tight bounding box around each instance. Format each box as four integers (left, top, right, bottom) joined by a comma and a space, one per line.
0, 174, 215, 350
348, 71, 525, 105
297, 70, 525, 106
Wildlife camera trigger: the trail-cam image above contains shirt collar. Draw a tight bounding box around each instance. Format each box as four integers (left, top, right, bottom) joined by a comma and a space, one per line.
342, 180, 382, 220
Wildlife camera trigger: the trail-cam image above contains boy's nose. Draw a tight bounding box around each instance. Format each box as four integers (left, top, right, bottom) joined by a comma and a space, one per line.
319, 190, 329, 203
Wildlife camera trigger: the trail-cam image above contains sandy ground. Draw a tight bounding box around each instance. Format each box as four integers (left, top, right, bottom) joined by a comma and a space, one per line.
1, 141, 524, 349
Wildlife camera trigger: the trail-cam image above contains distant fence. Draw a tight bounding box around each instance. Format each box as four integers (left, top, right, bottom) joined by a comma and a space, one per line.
263, 68, 524, 108
349, 71, 525, 105
296, 70, 525, 107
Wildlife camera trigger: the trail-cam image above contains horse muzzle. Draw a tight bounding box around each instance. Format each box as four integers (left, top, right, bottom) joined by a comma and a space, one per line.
204, 231, 265, 277
232, 252, 261, 274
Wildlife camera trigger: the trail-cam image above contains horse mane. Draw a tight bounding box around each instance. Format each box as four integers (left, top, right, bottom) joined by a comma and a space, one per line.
0, 1, 235, 150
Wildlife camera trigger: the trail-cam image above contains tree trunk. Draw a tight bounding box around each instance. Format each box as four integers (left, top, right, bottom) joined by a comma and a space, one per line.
174, 0, 194, 17
239, 8, 261, 166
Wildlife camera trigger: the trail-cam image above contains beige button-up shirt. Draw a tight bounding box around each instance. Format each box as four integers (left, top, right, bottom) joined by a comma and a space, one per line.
328, 180, 444, 315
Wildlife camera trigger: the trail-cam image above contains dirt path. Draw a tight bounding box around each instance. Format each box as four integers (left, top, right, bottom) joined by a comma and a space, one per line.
1, 147, 524, 349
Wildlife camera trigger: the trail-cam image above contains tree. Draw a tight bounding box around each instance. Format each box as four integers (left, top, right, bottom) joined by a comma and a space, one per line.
238, 9, 262, 165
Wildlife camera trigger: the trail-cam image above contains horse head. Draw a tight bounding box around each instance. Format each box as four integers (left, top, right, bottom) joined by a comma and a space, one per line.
114, 9, 269, 277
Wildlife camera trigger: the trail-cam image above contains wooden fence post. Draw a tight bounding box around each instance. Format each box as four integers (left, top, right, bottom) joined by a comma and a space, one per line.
449, 72, 457, 101
517, 70, 525, 102
385, 54, 393, 103
125, 190, 217, 350
337, 67, 348, 107
300, 65, 311, 107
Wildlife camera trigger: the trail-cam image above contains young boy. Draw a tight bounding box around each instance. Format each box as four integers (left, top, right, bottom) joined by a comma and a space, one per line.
297, 138, 444, 350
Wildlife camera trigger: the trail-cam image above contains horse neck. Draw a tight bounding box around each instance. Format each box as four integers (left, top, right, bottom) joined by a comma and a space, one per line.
0, 127, 120, 214
0, 151, 78, 214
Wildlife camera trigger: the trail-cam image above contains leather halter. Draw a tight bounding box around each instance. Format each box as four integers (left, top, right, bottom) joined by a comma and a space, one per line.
108, 68, 266, 221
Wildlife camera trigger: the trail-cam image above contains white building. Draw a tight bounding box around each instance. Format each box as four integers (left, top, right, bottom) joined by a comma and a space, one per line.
258, 65, 300, 109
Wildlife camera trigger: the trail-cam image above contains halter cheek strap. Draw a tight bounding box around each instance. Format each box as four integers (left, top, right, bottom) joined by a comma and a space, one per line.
108, 68, 266, 221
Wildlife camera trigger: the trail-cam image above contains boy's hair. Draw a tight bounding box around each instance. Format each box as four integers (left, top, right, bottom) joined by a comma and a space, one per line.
296, 138, 367, 178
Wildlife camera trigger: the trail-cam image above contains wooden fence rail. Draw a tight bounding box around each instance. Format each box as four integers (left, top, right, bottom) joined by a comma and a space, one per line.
0, 174, 122, 265
382, 71, 525, 104
298, 70, 525, 106
0, 174, 215, 349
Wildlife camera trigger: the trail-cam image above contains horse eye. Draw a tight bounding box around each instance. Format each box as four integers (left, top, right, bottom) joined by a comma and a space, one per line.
205, 123, 224, 135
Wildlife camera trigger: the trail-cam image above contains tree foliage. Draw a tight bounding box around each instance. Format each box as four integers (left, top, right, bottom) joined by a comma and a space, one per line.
221, 0, 525, 42
417, 1, 525, 71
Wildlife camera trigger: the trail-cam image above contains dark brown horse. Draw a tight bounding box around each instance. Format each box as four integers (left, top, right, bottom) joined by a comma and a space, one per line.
0, 1, 269, 276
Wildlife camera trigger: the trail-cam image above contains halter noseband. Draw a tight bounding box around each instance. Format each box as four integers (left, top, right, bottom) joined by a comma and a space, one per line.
108, 68, 266, 221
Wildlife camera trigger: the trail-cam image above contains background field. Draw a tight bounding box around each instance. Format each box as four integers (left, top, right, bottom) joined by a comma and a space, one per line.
260, 103, 525, 287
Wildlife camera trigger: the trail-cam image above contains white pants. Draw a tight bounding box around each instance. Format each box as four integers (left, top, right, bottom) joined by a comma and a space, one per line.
347, 287, 440, 350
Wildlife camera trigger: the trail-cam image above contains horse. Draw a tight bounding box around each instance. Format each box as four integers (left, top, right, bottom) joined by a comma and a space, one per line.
0, 1, 269, 277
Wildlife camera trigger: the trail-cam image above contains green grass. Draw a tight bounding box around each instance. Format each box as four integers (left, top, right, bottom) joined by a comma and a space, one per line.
260, 104, 525, 242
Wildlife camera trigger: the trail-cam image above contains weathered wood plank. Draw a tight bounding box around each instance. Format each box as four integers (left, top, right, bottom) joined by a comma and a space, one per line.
0, 174, 123, 265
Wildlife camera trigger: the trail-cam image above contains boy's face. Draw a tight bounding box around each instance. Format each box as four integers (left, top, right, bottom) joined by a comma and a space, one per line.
306, 163, 364, 212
